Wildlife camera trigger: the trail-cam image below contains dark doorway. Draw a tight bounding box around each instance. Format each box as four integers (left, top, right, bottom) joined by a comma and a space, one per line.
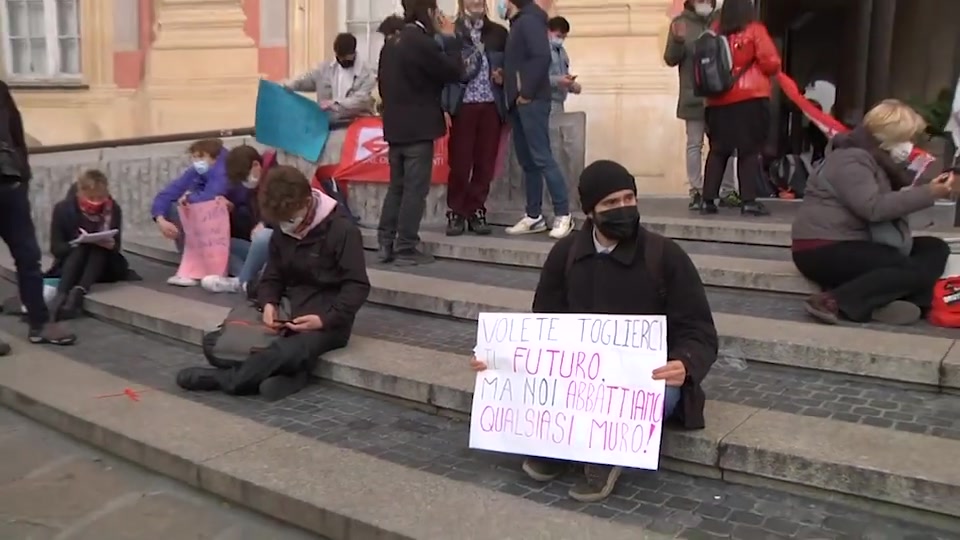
757, 0, 866, 156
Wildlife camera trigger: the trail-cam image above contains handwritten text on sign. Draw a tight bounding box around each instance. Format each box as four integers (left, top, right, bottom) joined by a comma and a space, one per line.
468, 313, 667, 470
176, 200, 230, 279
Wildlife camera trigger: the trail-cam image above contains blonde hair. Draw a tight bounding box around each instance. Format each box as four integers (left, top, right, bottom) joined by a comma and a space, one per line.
862, 99, 927, 148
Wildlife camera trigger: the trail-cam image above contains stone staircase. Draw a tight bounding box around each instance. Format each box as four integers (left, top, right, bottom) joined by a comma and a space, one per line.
2, 209, 959, 536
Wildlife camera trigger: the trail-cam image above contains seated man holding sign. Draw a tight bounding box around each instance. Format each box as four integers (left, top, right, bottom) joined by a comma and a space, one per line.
469, 160, 718, 503
45, 170, 135, 321
176, 166, 370, 401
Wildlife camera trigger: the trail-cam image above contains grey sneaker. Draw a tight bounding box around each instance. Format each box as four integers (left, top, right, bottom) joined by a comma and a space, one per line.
871, 300, 921, 325
28, 322, 76, 346
568, 464, 623, 502
394, 249, 435, 266
521, 457, 567, 482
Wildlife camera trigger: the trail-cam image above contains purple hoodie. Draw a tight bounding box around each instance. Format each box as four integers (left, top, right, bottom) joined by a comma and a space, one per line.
150, 149, 229, 219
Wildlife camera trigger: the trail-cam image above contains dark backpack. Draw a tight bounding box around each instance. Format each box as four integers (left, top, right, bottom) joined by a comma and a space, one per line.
692, 31, 752, 98
564, 230, 667, 303
202, 301, 290, 369
769, 154, 815, 199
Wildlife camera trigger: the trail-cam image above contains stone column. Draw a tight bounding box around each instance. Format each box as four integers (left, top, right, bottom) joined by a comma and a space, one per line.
865, 0, 896, 108
145, 0, 259, 86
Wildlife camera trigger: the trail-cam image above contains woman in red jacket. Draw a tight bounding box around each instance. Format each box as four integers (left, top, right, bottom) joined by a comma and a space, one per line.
699, 0, 781, 216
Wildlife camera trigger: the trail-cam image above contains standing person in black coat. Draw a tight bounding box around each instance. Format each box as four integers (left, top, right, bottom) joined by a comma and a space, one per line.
376, 0, 464, 266
470, 160, 718, 503
0, 80, 75, 352
46, 170, 134, 321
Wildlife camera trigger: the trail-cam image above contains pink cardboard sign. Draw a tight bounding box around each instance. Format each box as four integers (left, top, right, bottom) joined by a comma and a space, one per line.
176, 200, 230, 280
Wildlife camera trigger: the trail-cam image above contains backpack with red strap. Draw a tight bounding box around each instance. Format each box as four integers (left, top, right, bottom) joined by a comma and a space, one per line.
928, 278, 960, 328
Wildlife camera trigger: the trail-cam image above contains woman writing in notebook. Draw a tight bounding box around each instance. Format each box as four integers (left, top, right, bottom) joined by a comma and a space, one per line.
45, 169, 134, 320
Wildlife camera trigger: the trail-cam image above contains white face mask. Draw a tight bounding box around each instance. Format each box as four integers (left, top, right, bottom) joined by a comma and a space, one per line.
279, 215, 304, 236
243, 174, 259, 189
694, 3, 713, 16
889, 141, 914, 163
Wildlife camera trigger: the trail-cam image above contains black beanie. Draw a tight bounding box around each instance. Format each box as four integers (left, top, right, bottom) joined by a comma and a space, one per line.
578, 160, 637, 213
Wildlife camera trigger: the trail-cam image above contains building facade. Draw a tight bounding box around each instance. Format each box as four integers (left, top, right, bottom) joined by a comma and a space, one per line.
2, 0, 958, 194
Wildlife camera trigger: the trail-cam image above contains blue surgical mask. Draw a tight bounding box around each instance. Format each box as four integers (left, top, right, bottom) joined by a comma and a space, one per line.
496, 0, 509, 19
193, 160, 210, 175
550, 36, 564, 47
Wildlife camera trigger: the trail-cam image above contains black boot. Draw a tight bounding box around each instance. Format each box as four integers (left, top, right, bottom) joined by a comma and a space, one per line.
699, 200, 718, 215
58, 286, 86, 320
445, 211, 466, 236
741, 201, 770, 216
176, 367, 223, 391
467, 209, 492, 235
378, 242, 395, 263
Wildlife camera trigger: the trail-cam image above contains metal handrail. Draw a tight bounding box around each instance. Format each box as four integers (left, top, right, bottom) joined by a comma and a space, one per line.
30, 127, 256, 155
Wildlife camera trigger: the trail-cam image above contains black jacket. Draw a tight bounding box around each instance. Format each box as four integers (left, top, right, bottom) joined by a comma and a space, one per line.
257, 210, 370, 332
441, 17, 509, 120
0, 80, 31, 182
378, 22, 464, 144
46, 184, 128, 278
503, 3, 552, 106
532, 223, 719, 429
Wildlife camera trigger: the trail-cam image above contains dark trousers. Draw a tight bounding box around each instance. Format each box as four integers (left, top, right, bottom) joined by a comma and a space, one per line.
57, 245, 127, 294
793, 237, 950, 322
212, 329, 349, 395
704, 149, 760, 202
0, 183, 47, 329
377, 141, 434, 252
447, 102, 502, 216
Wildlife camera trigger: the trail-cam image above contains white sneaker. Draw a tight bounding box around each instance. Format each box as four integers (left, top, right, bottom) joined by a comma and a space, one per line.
166, 275, 198, 287
201, 275, 241, 293
505, 215, 547, 235
549, 215, 574, 239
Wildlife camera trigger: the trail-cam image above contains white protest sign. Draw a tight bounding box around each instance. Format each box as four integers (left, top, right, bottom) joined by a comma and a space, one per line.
468, 312, 667, 470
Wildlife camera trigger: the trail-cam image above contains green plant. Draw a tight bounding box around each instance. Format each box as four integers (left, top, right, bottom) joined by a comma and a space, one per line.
910, 87, 953, 136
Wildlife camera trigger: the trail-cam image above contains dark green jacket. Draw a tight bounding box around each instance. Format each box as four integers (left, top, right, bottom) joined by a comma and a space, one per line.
663, 7, 715, 121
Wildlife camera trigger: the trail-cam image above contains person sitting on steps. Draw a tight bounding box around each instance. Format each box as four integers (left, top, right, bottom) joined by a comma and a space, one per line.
201, 144, 277, 294
45, 170, 137, 320
792, 99, 953, 326
150, 138, 229, 287
176, 166, 371, 401
470, 159, 718, 503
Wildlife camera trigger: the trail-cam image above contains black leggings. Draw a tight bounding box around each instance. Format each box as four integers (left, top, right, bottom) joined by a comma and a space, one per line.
703, 149, 761, 203
57, 245, 127, 294
792, 237, 949, 322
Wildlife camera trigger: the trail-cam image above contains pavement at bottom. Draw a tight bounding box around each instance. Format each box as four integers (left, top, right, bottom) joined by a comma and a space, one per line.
0, 406, 323, 540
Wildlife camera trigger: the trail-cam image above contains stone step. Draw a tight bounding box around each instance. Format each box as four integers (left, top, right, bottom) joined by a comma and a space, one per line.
105, 241, 960, 389
4, 284, 958, 526
482, 209, 959, 248
0, 334, 656, 540
127, 230, 815, 295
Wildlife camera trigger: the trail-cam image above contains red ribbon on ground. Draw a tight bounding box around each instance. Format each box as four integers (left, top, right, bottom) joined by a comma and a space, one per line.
95, 387, 148, 402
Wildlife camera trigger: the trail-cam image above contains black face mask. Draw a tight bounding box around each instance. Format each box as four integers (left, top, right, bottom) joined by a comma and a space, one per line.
337, 58, 355, 69
593, 205, 639, 240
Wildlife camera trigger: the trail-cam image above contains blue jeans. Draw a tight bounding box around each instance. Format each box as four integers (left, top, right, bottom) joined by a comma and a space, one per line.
233, 227, 272, 283
509, 100, 569, 218
663, 386, 682, 420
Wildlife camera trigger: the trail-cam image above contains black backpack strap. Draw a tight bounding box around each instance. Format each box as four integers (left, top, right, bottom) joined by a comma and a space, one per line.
564, 241, 577, 282
644, 232, 667, 302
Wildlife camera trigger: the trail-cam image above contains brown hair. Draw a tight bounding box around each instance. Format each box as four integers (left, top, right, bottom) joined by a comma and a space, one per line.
77, 169, 109, 193
259, 165, 312, 222
225, 144, 262, 184
187, 138, 224, 159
